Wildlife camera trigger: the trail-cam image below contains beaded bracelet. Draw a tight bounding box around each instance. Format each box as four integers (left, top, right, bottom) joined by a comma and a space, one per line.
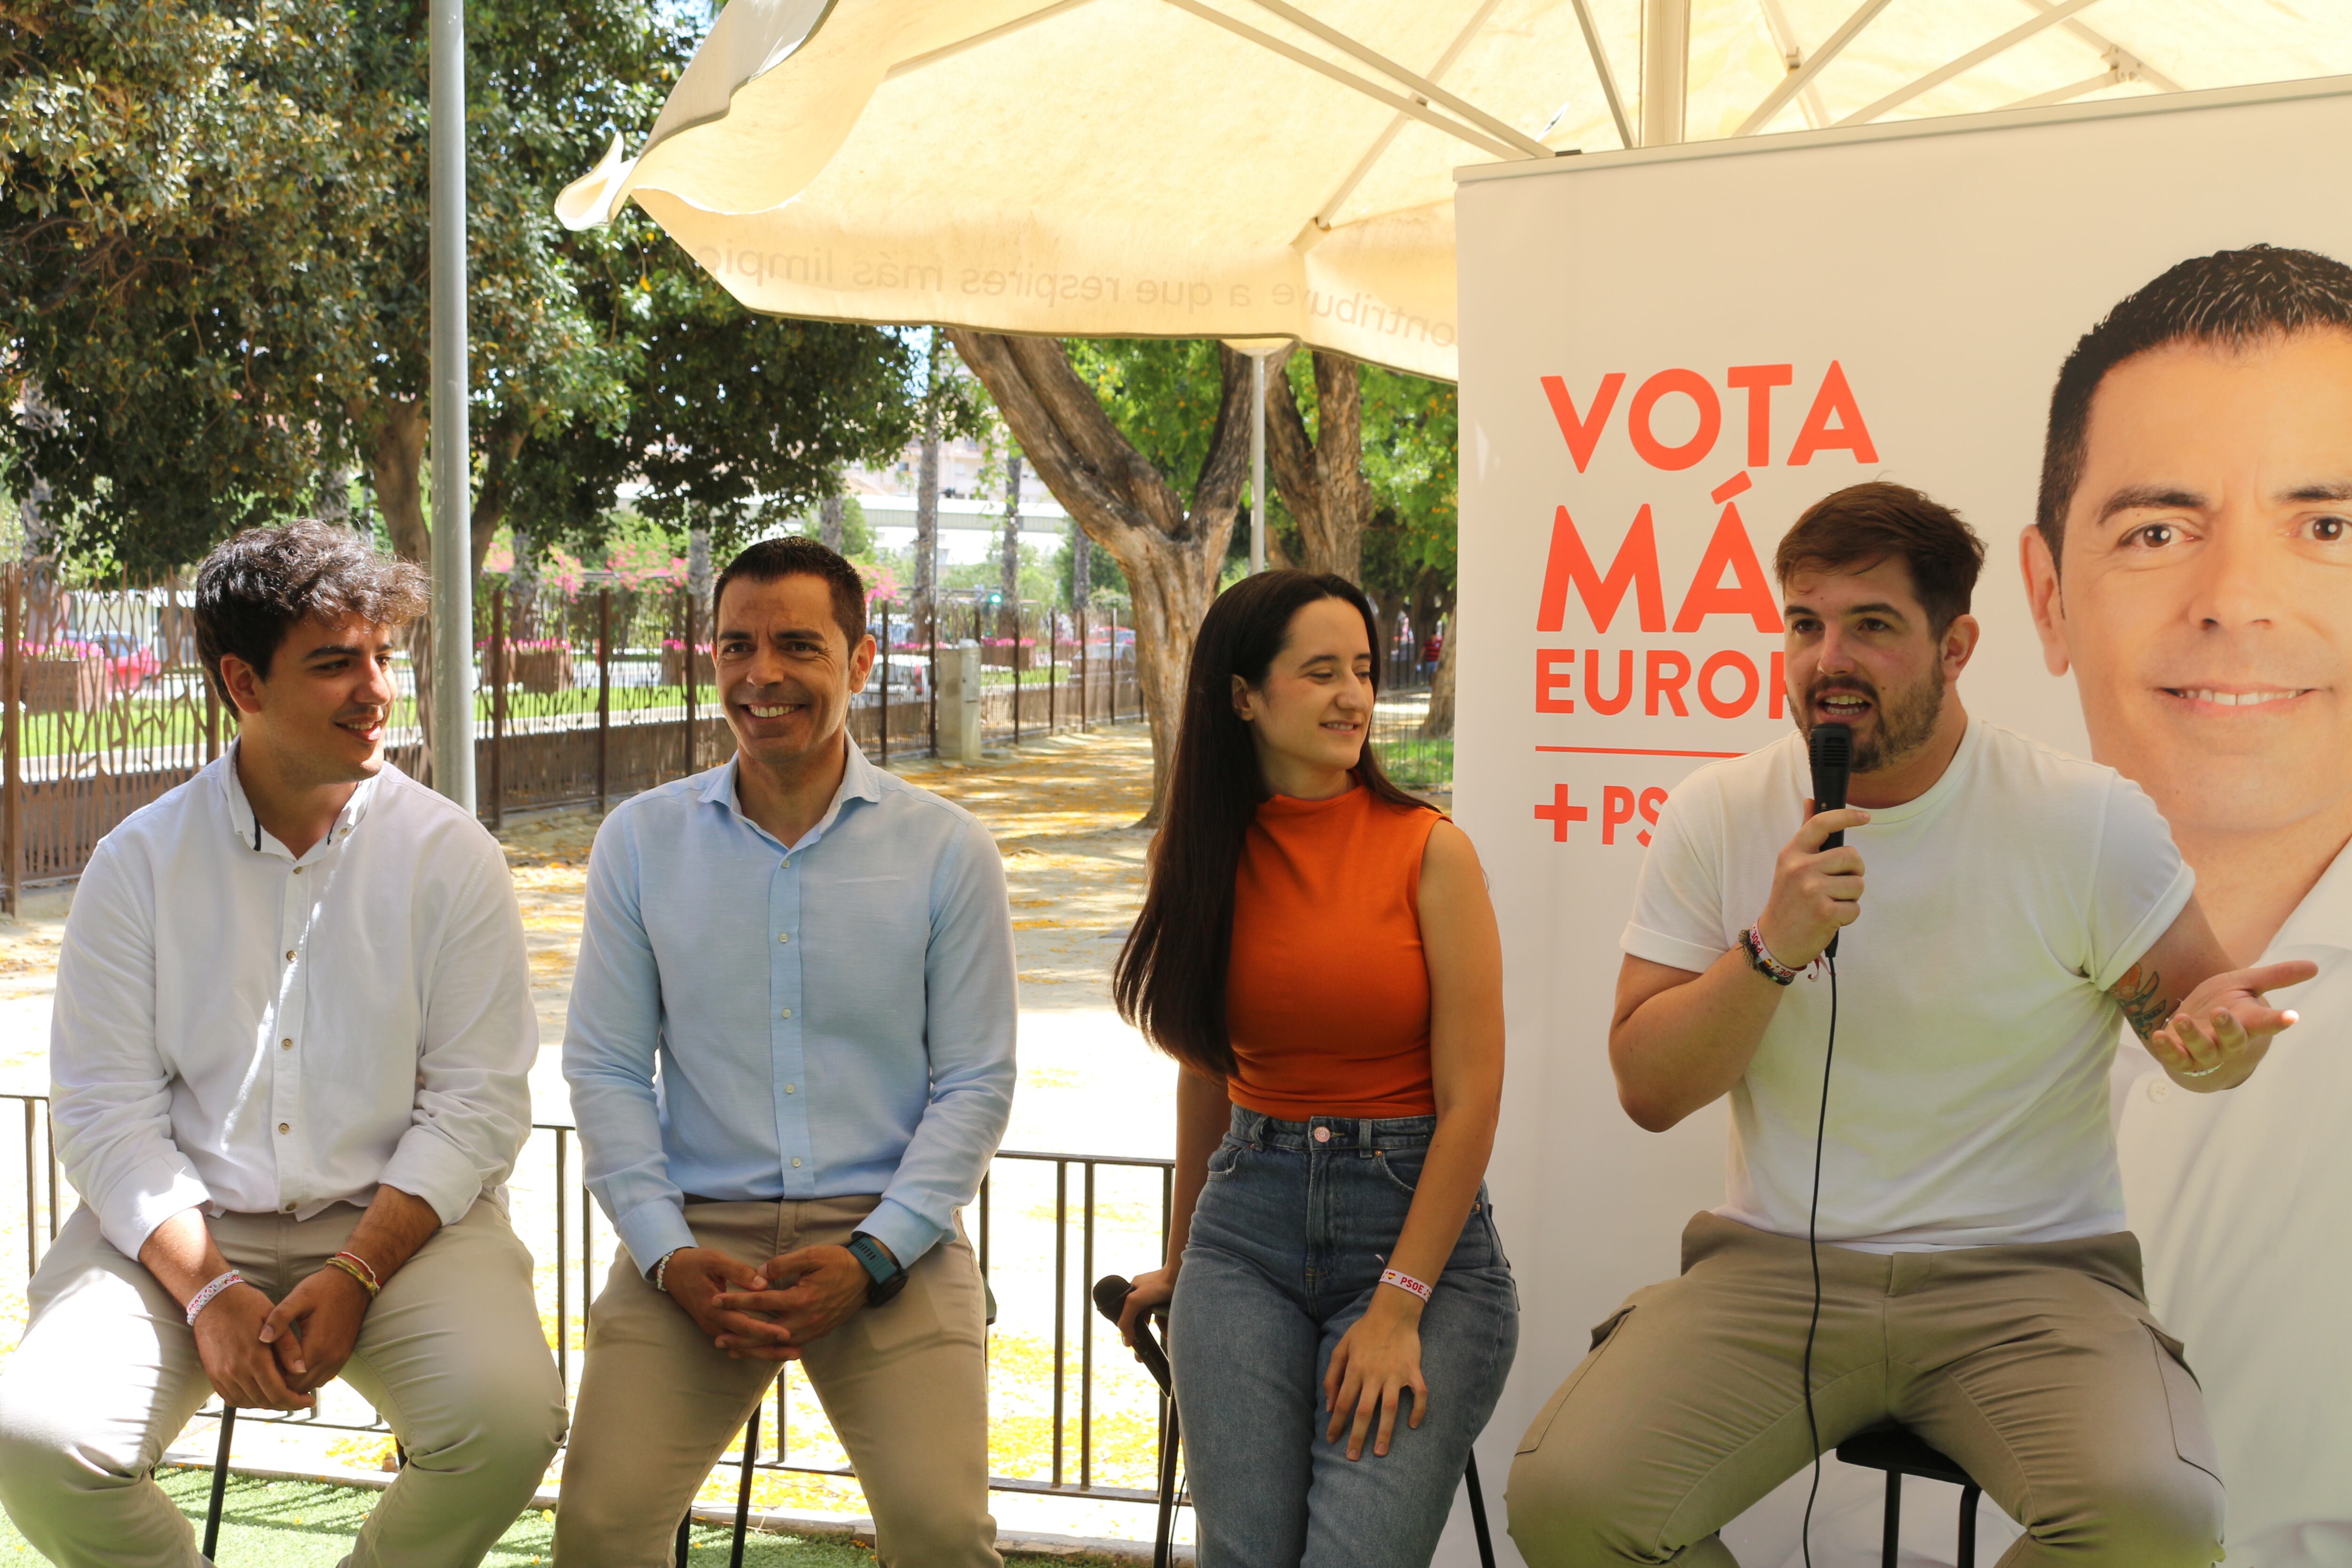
653, 1249, 684, 1294
327, 1254, 381, 1297
185, 1270, 246, 1327
1378, 1267, 1433, 1304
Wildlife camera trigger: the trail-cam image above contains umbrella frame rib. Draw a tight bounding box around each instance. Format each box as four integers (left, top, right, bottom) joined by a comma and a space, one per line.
1734, 0, 1899, 136
1839, 0, 2108, 125
1235, 0, 1553, 157
1157, 0, 1532, 162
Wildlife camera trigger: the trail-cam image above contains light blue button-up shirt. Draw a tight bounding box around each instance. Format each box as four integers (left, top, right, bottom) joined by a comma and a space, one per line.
564, 742, 1017, 1273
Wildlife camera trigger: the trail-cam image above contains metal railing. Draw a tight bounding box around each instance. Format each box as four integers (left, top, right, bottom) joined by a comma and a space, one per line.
0, 1093, 1182, 1512
0, 563, 1149, 902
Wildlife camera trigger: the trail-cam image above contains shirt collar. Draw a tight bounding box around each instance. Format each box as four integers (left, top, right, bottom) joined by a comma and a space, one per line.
217, 737, 379, 861
700, 737, 884, 852
2270, 836, 2352, 956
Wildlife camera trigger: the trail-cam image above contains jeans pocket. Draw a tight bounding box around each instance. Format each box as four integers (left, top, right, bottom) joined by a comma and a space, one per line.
1515, 1303, 1638, 1455
1370, 1150, 1422, 1196
2142, 1320, 2224, 1482
1204, 1136, 1245, 1183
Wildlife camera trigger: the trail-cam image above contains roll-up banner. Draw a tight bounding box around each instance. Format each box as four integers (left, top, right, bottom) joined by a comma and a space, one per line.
1453, 79, 2352, 1567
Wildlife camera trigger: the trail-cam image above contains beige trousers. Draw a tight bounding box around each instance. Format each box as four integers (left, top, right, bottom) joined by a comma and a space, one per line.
1508, 1213, 2225, 1567
0, 1199, 566, 1568
552, 1195, 999, 1568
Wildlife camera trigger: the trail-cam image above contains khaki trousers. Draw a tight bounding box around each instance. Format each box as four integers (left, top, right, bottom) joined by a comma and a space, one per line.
1508, 1214, 2224, 1567
552, 1195, 999, 1568
0, 1199, 566, 1568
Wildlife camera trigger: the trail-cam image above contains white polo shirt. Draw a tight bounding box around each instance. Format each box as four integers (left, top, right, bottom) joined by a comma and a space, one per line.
49, 746, 537, 1258
2119, 843, 2352, 1558
1624, 718, 2193, 1251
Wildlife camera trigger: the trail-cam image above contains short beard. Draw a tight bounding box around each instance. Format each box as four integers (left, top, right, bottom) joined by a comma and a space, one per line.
1797, 664, 1946, 773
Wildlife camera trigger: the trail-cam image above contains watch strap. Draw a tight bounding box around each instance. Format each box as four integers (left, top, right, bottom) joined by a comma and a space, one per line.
847, 1232, 907, 1305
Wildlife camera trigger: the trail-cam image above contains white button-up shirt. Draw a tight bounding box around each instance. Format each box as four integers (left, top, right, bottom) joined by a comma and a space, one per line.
50, 746, 537, 1258
2119, 843, 2352, 1560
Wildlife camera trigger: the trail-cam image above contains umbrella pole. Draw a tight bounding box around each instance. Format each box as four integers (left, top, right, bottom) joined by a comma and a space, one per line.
428, 0, 474, 809
1250, 353, 1267, 574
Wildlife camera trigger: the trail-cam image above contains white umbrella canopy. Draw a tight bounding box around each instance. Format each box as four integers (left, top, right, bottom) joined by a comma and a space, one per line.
558, 0, 2352, 381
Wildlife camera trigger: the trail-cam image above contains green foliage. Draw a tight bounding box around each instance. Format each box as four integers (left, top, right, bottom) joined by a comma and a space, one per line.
1359, 366, 1458, 600
2, 0, 921, 578
510, 250, 924, 559
1063, 339, 1227, 509
0, 0, 405, 561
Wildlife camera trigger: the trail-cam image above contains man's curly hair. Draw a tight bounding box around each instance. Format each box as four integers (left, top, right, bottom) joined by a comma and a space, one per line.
194, 520, 429, 704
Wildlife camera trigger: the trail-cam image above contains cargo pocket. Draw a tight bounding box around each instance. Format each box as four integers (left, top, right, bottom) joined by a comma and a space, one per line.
1516, 1303, 1637, 1455
2143, 1321, 2223, 1484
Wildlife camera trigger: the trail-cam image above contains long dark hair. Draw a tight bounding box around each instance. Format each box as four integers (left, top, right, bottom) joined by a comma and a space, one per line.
1113, 570, 1426, 1077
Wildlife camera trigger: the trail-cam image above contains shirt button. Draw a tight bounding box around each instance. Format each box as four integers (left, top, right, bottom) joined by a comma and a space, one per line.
284, 1203, 297, 1214
284, 950, 295, 962
293, 867, 303, 876
778, 932, 790, 943
791, 1157, 803, 1168
1312, 1126, 1331, 1143
280, 1038, 293, 1050
785, 1084, 796, 1095
2151, 1082, 2173, 1102
278, 1122, 290, 1134
779, 1008, 792, 1019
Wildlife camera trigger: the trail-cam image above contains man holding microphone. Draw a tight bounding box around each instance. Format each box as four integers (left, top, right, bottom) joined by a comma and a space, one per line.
1507, 482, 2310, 1566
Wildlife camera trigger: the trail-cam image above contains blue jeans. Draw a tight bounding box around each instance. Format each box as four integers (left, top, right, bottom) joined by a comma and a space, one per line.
1170, 1108, 1519, 1568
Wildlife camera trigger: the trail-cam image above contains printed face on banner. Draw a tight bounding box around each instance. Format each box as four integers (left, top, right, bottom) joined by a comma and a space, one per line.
2025, 320, 2352, 860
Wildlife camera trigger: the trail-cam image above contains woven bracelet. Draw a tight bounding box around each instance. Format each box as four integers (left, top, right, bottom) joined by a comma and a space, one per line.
185, 1270, 245, 1327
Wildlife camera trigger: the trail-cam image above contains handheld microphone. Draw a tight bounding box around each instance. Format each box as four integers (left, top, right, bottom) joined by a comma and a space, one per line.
1092, 1274, 1172, 1393
1807, 721, 1853, 958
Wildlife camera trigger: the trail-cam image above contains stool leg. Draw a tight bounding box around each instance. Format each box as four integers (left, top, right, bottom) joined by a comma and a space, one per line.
202, 1407, 236, 1562
1154, 1393, 1180, 1568
675, 1512, 691, 1567
1881, 1471, 1902, 1568
730, 1406, 760, 1568
1465, 1452, 1497, 1568
1957, 1483, 1980, 1568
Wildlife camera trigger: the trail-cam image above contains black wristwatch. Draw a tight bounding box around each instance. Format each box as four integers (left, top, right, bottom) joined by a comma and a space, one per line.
846, 1232, 908, 1307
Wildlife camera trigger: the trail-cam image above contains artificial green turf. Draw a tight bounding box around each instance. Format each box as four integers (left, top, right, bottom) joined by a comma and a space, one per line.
0, 1470, 1133, 1566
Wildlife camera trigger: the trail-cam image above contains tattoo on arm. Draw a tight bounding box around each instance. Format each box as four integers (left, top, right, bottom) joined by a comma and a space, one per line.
2107, 961, 2175, 1045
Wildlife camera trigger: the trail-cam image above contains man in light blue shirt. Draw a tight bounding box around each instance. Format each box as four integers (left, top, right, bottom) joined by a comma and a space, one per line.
556, 537, 1015, 1568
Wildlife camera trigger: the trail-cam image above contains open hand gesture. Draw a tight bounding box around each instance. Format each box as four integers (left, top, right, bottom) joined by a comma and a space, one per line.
2148, 959, 2316, 1092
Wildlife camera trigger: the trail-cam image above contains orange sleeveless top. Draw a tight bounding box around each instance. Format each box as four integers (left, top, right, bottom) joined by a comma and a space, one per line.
1224, 786, 1443, 1118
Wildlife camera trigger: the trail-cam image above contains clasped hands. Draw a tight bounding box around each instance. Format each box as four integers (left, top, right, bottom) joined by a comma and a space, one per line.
196, 1265, 373, 1411
662, 1243, 883, 1360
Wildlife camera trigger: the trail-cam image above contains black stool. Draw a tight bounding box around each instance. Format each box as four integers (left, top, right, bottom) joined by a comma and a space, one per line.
1835, 1426, 1984, 1568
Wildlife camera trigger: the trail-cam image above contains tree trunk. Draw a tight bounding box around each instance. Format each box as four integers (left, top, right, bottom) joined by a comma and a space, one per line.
1072, 521, 1091, 604
997, 453, 1023, 641
688, 525, 713, 610
1420, 608, 1457, 740
820, 492, 846, 552
353, 394, 524, 786
944, 329, 1254, 824
1265, 350, 1373, 582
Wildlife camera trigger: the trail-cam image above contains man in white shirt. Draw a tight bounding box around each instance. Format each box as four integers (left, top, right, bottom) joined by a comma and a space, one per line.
0, 521, 563, 1568
2023, 244, 2352, 1564
1508, 483, 2312, 1567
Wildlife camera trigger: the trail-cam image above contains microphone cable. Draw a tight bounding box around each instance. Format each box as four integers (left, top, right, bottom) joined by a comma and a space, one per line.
1798, 953, 1837, 1568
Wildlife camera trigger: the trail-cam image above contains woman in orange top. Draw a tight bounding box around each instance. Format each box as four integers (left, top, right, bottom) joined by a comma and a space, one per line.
1113, 571, 1516, 1568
